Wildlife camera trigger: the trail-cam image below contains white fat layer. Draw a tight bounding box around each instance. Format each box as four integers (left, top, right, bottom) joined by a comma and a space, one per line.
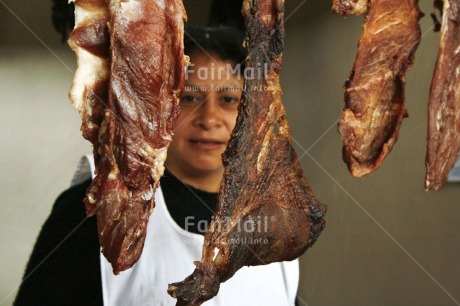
142, 185, 154, 201
440, 0, 451, 42
455, 45, 460, 57
256, 77, 282, 173
150, 146, 169, 183
69, 47, 109, 113
108, 0, 120, 14
120, 1, 142, 21
139, 146, 168, 203
87, 192, 96, 204
212, 247, 220, 261
373, 20, 401, 35
257, 136, 270, 173
156, 0, 165, 10
257, 103, 276, 173
347, 70, 394, 92
108, 171, 117, 180
436, 109, 443, 131
445, 0, 451, 17
356, 0, 368, 14
70, 0, 110, 117
74, 3, 109, 26
109, 0, 148, 26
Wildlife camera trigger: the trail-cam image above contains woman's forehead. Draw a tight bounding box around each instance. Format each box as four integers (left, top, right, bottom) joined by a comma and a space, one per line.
185, 53, 243, 84
188, 51, 238, 67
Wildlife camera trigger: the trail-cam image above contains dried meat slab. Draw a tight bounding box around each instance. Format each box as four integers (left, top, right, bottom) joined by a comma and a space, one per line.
68, 0, 187, 274
425, 0, 460, 190
336, 0, 422, 178
167, 0, 326, 304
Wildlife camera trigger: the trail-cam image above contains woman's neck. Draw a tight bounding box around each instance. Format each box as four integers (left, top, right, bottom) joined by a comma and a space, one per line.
164, 164, 223, 193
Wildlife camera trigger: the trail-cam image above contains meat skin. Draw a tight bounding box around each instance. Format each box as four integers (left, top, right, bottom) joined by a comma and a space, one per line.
425, 0, 460, 190
68, 0, 187, 274
167, 0, 326, 304
336, 0, 422, 178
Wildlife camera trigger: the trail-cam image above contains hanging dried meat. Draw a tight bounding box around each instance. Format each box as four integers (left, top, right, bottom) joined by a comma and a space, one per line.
68, 0, 187, 274
425, 0, 460, 191
335, 0, 422, 177
167, 0, 326, 304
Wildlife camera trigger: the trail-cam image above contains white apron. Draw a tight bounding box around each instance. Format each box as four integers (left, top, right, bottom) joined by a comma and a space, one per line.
72, 155, 299, 306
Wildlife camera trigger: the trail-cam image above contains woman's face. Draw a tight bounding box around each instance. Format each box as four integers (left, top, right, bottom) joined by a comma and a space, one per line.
165, 51, 243, 188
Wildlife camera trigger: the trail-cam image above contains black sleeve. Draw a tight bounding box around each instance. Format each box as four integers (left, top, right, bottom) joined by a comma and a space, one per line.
14, 179, 103, 306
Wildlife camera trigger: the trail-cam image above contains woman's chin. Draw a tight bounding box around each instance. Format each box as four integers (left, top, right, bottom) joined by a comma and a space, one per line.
190, 162, 224, 176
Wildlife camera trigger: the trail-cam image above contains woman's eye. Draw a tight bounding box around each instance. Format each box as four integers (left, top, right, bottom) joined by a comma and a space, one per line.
180, 94, 198, 103
222, 96, 239, 104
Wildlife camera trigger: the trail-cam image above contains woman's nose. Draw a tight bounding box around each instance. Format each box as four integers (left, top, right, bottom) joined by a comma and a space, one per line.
194, 97, 222, 130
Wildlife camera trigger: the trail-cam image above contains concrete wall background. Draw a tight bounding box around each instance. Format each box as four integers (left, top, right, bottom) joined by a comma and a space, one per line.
1, 1, 459, 305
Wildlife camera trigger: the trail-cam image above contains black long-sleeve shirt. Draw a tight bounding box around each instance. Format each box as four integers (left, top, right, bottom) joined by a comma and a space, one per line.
14, 170, 300, 305
14, 170, 217, 305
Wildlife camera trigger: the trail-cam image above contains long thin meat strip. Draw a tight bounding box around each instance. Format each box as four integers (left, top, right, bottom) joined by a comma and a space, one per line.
68, 0, 187, 274
425, 0, 460, 190
336, 0, 422, 178
167, 0, 326, 304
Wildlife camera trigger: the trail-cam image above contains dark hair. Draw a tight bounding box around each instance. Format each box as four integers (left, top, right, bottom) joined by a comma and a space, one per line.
208, 0, 245, 31
184, 26, 246, 71
50, 1, 247, 70
51, 0, 75, 42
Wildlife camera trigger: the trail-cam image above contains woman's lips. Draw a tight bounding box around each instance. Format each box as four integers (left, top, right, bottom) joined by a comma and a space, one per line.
189, 138, 226, 150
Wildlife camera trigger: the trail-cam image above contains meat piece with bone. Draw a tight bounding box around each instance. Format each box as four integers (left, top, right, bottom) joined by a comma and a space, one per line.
68, 0, 187, 274
425, 0, 460, 190
336, 0, 422, 178
167, 0, 326, 304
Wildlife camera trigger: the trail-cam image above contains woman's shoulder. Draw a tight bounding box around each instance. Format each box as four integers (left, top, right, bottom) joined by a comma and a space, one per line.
50, 178, 92, 217
14, 178, 102, 305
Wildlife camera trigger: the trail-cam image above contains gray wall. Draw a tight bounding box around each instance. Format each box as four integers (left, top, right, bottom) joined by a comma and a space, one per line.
1, 1, 459, 305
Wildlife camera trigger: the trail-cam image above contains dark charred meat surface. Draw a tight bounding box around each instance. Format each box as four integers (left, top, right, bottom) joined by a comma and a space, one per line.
332, 0, 369, 16
68, 0, 187, 274
425, 0, 460, 191
336, 0, 422, 178
167, 0, 326, 304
